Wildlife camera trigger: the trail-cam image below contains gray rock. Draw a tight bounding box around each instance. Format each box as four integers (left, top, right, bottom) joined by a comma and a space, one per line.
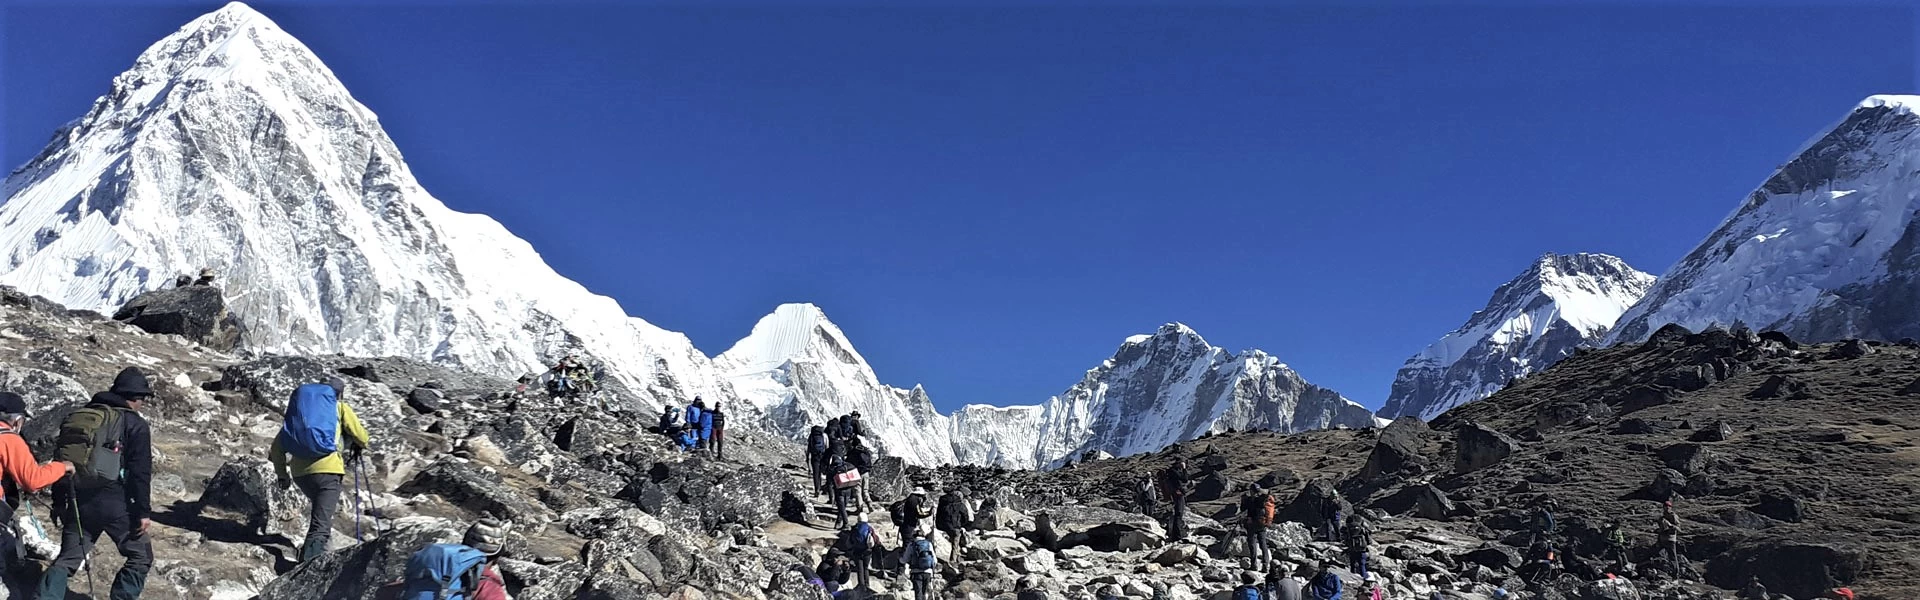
257, 517, 464, 600
196, 456, 311, 542
112, 285, 243, 352
1033, 506, 1165, 552
405, 387, 443, 414
1453, 422, 1517, 474
1360, 417, 1428, 481
395, 458, 553, 531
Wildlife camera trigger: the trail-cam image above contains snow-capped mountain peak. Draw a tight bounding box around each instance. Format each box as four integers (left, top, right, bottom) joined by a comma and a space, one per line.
1609, 96, 1920, 345
1378, 252, 1653, 421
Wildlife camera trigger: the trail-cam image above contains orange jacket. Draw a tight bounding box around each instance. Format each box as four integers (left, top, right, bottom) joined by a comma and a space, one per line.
0, 426, 66, 501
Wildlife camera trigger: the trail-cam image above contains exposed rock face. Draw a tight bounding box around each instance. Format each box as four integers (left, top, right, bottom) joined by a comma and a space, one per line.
1454, 422, 1518, 474
112, 285, 244, 352
1380, 253, 1654, 421
1359, 417, 1429, 481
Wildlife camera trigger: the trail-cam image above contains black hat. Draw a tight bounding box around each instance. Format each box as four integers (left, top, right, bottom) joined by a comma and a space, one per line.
0, 392, 28, 417
110, 367, 152, 398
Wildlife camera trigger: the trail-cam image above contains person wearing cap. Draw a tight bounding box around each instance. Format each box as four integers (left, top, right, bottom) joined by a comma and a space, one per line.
1266, 565, 1305, 600
192, 267, 216, 286
1656, 500, 1682, 575
1363, 573, 1382, 600
0, 392, 72, 597
39, 367, 156, 600
459, 519, 509, 600
1240, 483, 1276, 572
1231, 571, 1263, 600
269, 377, 371, 562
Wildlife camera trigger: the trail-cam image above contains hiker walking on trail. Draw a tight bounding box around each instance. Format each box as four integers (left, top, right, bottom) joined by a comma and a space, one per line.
0, 392, 73, 598
829, 455, 862, 529
1158, 459, 1192, 541
380, 519, 509, 600
891, 488, 933, 559
1240, 484, 1277, 572
270, 377, 372, 563
708, 402, 727, 459
1530, 498, 1557, 547
1319, 494, 1343, 543
839, 515, 881, 591
1136, 475, 1160, 517
904, 531, 938, 600
847, 436, 876, 511
40, 367, 156, 600
807, 425, 830, 495
1345, 514, 1374, 578
934, 488, 973, 564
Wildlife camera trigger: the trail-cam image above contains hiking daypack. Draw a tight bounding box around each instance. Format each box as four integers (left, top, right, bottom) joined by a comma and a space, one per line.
808, 431, 828, 456
55, 405, 126, 491
1234, 585, 1262, 600
280, 383, 342, 460
907, 537, 936, 571
686, 405, 704, 428
400, 543, 489, 600
889, 500, 910, 527
1257, 495, 1277, 527
850, 522, 875, 554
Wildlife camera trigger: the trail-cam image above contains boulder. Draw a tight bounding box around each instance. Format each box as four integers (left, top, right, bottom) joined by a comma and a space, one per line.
1612, 419, 1679, 435
1453, 422, 1517, 474
111, 285, 243, 352
1459, 546, 1521, 570
1705, 541, 1866, 600
1616, 386, 1676, 415
1254, 469, 1299, 490
1657, 444, 1712, 476
1689, 421, 1734, 442
619, 457, 794, 531
1372, 484, 1453, 521
1899, 376, 1920, 396
864, 456, 911, 502
779, 490, 812, 524
1359, 417, 1428, 481
1575, 578, 1641, 600
257, 517, 465, 600
1278, 478, 1345, 531
1639, 469, 1688, 501
396, 458, 553, 531
197, 456, 311, 542
1033, 506, 1165, 552
1003, 549, 1058, 575
1152, 544, 1201, 566
1748, 375, 1811, 400
497, 557, 590, 600
1190, 471, 1232, 502
1749, 491, 1806, 523
405, 387, 443, 414
1828, 339, 1874, 359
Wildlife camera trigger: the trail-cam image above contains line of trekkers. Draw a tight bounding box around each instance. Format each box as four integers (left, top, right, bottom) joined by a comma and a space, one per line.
0, 369, 513, 600
657, 397, 727, 458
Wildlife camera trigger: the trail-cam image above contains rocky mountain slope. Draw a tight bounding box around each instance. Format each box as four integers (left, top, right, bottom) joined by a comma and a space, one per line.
0, 2, 1376, 468
1379, 253, 1653, 420
1610, 95, 1920, 345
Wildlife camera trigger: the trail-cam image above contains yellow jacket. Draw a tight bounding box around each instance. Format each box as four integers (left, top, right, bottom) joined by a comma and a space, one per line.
269, 402, 371, 478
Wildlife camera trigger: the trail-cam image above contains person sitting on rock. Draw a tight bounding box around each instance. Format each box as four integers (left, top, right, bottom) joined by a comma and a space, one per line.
1266, 565, 1304, 600
192, 267, 216, 286
1308, 560, 1343, 600
658, 406, 682, 438
1737, 576, 1769, 600
1231, 571, 1263, 600
1602, 519, 1629, 565
270, 376, 371, 563
0, 392, 73, 598
815, 549, 854, 594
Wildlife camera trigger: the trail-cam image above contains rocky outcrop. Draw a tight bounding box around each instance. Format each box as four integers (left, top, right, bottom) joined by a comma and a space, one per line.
112, 285, 244, 352
1033, 506, 1165, 552
1454, 422, 1518, 474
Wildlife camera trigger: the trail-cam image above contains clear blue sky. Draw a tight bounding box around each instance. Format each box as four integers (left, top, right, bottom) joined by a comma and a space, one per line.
3, 2, 1913, 411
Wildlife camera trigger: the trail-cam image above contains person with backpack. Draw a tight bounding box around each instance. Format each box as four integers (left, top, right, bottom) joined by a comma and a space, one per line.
269, 377, 372, 563
685, 398, 707, 449
1530, 498, 1557, 547
658, 406, 682, 438
1159, 459, 1192, 541
1266, 565, 1304, 600
904, 531, 937, 600
1136, 475, 1160, 517
893, 488, 932, 550
708, 402, 727, 459
847, 436, 876, 512
830, 456, 862, 529
807, 425, 830, 495
1308, 560, 1343, 600
815, 549, 854, 593
839, 515, 881, 592
1232, 571, 1264, 600
380, 518, 508, 600
1362, 574, 1382, 600
934, 488, 972, 564
1345, 515, 1374, 578
846, 411, 866, 440
39, 367, 156, 600
1319, 495, 1344, 543
1240, 484, 1277, 572
0, 393, 73, 598
697, 402, 716, 454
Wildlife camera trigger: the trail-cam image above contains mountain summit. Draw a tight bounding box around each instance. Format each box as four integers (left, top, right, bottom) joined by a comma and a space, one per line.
1379, 252, 1653, 421
1610, 96, 1920, 344
0, 2, 733, 407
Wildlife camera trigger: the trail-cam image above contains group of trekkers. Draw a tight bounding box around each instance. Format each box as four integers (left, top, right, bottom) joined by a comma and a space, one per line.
657, 397, 727, 458
0, 369, 515, 600
806, 412, 877, 528
804, 486, 975, 600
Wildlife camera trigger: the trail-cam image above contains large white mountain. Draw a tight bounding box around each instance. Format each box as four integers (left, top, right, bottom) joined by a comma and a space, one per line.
953, 324, 1382, 470
0, 2, 734, 409
0, 3, 1376, 468
1377, 253, 1653, 421
1610, 96, 1920, 345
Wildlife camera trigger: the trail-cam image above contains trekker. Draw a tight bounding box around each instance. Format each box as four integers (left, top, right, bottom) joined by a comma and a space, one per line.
698, 402, 716, 454
193, 267, 216, 286
380, 518, 509, 600
709, 402, 727, 459
830, 456, 862, 529
1240, 484, 1276, 572
934, 488, 973, 563
1159, 459, 1192, 541
846, 411, 866, 440
685, 398, 707, 449
1345, 515, 1374, 578
1232, 571, 1263, 600
1363, 574, 1382, 600
891, 488, 932, 552
1530, 498, 1557, 546
1737, 576, 1768, 600
659, 407, 682, 438
1320, 495, 1344, 543
1308, 561, 1343, 600
1656, 501, 1682, 575
40, 367, 156, 600
1602, 520, 1628, 565
1136, 475, 1160, 517
1014, 577, 1048, 600
1266, 565, 1304, 600
904, 531, 937, 600
816, 549, 854, 593
270, 377, 372, 562
807, 425, 830, 494
0, 393, 73, 598
839, 515, 881, 591
847, 436, 876, 512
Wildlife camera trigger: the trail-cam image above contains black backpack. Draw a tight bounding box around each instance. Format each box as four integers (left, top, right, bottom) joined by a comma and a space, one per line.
808, 430, 828, 456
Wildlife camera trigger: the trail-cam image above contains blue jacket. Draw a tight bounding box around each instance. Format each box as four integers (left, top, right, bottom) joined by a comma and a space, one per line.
699, 411, 715, 437
686, 405, 704, 428
1310, 572, 1342, 600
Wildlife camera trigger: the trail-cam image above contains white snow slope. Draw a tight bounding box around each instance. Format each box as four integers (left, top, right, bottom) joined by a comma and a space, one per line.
0, 3, 734, 410
1377, 253, 1654, 421
1610, 96, 1920, 344
1, 3, 1378, 468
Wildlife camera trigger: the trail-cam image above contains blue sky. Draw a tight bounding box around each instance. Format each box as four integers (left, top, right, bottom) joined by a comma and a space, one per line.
3, 2, 1913, 411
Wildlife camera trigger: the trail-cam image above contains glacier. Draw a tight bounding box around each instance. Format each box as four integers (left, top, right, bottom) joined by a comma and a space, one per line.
1609, 95, 1920, 345
1377, 253, 1653, 421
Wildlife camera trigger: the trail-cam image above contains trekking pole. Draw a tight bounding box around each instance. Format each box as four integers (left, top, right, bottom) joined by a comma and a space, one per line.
65, 482, 96, 599
352, 455, 366, 542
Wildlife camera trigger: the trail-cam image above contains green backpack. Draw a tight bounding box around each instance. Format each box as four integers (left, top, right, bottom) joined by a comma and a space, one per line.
55, 406, 126, 490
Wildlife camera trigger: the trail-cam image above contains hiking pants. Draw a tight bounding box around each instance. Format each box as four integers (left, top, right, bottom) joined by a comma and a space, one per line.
295, 473, 344, 562
833, 488, 852, 529
940, 526, 967, 563
38, 494, 152, 600
853, 553, 872, 590
1169, 497, 1189, 541
910, 570, 933, 600
1139, 496, 1158, 518
1246, 525, 1271, 571
713, 427, 725, 459
1349, 548, 1369, 577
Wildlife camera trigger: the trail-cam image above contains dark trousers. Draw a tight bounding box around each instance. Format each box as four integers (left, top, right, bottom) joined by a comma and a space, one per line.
294, 473, 344, 562
38, 494, 152, 600
852, 553, 872, 590
0, 503, 28, 600
910, 571, 932, 600
808, 456, 826, 495
1246, 525, 1272, 570
1169, 497, 1189, 540
833, 488, 853, 529
713, 428, 725, 459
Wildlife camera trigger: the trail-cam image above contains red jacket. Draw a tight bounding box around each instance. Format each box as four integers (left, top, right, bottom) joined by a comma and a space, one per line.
0, 426, 66, 502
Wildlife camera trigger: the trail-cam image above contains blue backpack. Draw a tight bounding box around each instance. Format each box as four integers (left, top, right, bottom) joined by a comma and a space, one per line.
401, 543, 490, 600
279, 383, 340, 460
850, 522, 875, 554
1234, 585, 1263, 600
907, 537, 936, 570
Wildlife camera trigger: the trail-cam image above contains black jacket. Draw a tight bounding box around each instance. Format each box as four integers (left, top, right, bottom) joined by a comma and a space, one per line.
56, 392, 153, 521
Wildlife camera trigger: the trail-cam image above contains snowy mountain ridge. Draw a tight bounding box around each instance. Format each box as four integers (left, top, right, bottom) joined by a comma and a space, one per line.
0, 3, 1378, 468
1378, 253, 1654, 421
1609, 95, 1920, 344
